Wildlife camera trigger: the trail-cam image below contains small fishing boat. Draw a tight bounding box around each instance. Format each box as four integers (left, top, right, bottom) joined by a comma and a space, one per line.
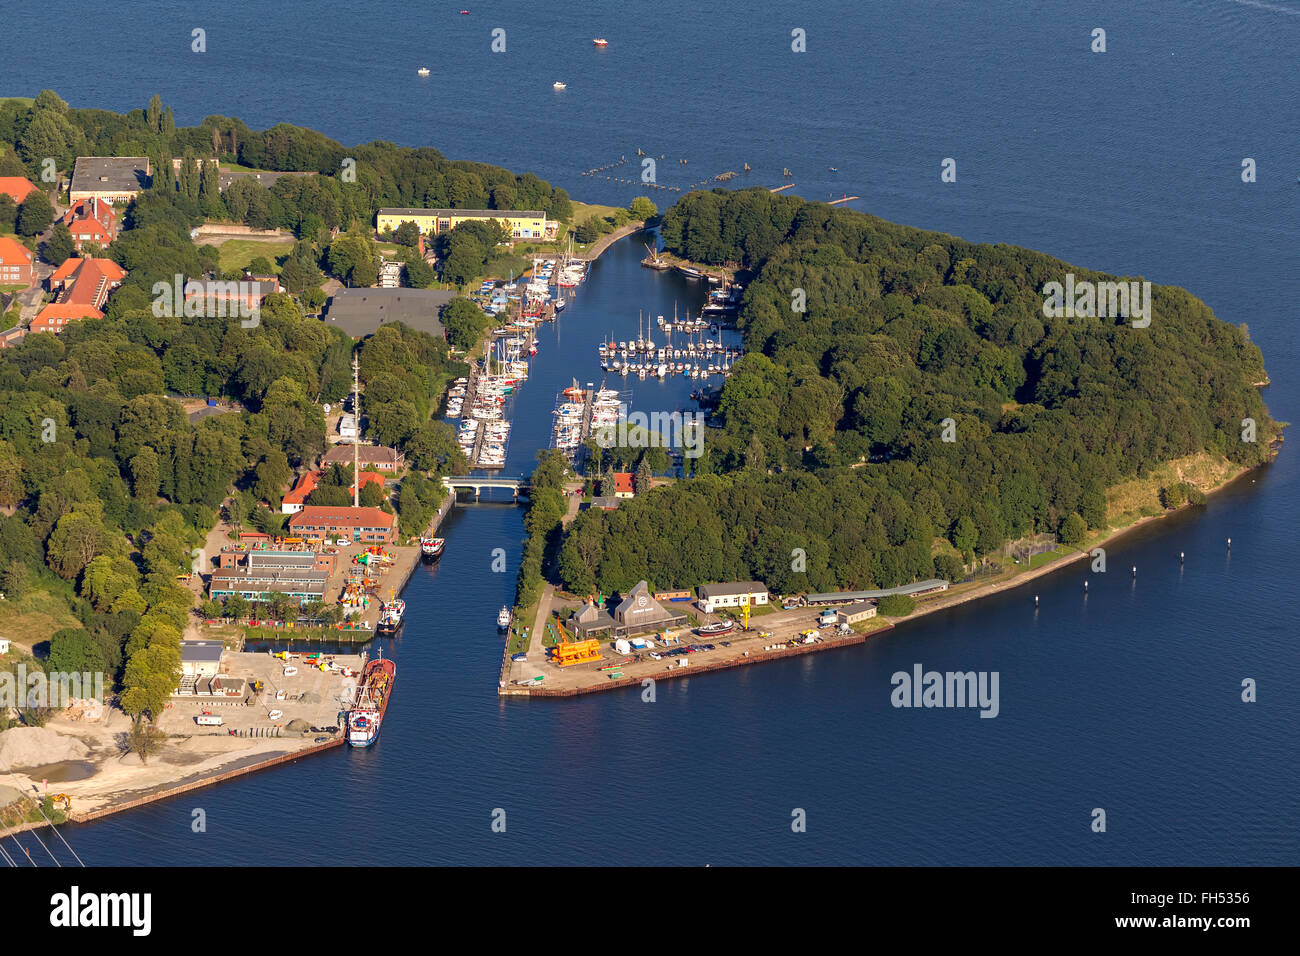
417, 67, 430, 76
553, 81, 567, 90
497, 606, 512, 630
593, 38, 608, 47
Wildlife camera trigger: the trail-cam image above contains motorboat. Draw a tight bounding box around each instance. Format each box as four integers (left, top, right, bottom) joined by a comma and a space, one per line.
498, 606, 512, 630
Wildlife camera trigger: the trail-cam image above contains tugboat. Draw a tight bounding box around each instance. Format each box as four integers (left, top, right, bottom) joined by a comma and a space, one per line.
420, 535, 445, 562
347, 653, 396, 748
377, 598, 405, 635
497, 606, 512, 631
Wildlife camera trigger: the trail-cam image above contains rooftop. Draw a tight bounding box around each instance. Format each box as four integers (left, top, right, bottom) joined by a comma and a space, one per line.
698, 581, 769, 598
70, 157, 150, 195
323, 287, 450, 340
378, 207, 545, 219
180, 640, 225, 663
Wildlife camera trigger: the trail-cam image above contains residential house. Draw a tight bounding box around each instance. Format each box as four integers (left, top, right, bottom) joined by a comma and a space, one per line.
321, 445, 405, 473
610, 472, 636, 498
697, 582, 770, 614
0, 237, 34, 288
60, 197, 119, 250
0, 177, 38, 204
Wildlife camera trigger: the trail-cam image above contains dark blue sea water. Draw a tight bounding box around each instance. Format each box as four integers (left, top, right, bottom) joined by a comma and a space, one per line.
4, 0, 1298, 865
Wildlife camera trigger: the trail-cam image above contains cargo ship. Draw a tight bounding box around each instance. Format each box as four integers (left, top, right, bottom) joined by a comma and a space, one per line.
420, 535, 445, 562
347, 653, 396, 748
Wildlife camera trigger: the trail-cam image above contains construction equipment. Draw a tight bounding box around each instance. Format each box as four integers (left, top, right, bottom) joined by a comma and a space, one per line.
51, 794, 71, 811
549, 620, 603, 667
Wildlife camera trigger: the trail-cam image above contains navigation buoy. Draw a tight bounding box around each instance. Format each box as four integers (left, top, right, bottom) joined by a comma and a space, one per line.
1227, 537, 1232, 550
1132, 566, 1137, 578
1180, 551, 1185, 564
1084, 580, 1089, 592
1034, 595, 1039, 606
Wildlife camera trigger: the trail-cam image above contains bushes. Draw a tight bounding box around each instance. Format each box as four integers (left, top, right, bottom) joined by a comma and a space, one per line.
877, 594, 915, 617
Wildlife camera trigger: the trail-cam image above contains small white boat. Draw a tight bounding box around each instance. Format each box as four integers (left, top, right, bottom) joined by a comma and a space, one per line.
282, 666, 298, 677
498, 606, 512, 630
417, 67, 430, 76
553, 81, 567, 90
268, 709, 283, 721
593, 38, 608, 47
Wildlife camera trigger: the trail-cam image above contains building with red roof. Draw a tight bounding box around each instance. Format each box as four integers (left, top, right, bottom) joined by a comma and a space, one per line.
286, 505, 395, 543
60, 197, 118, 250
611, 471, 636, 498
0, 237, 34, 288
33, 257, 127, 334
0, 177, 38, 204
281, 469, 388, 515
30, 304, 105, 334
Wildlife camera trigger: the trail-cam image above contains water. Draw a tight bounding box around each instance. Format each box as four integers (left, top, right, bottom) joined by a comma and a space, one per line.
7, 0, 1298, 865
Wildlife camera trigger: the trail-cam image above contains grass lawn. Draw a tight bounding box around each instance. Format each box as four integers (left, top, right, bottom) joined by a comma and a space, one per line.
0, 588, 83, 650
570, 200, 623, 224
218, 238, 296, 273
0, 97, 34, 107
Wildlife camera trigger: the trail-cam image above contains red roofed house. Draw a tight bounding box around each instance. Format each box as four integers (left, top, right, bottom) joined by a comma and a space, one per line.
60, 197, 119, 250
34, 257, 127, 333
280, 470, 322, 515
286, 505, 395, 543
0, 177, 38, 204
282, 470, 388, 515
611, 472, 636, 499
0, 237, 34, 288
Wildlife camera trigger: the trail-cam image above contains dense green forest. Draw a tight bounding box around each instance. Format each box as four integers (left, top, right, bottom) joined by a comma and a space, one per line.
557, 188, 1278, 597
0, 92, 565, 724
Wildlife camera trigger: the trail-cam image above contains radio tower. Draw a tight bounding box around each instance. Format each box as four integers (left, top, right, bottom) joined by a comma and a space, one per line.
352, 353, 360, 508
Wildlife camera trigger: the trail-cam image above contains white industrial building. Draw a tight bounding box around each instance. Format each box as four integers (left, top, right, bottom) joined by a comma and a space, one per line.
697, 582, 769, 614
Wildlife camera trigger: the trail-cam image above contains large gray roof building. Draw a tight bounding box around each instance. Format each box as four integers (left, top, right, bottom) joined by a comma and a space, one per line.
323, 287, 451, 339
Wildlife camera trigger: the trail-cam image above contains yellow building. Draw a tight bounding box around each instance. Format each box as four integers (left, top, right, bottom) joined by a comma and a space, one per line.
376, 207, 556, 240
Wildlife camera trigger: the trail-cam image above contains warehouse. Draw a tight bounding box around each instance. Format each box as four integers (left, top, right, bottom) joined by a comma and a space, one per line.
837, 602, 878, 625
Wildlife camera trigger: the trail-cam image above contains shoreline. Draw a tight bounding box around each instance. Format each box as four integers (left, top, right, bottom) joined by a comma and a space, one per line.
500, 458, 1270, 698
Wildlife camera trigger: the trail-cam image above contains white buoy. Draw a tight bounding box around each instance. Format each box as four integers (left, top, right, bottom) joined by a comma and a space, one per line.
1227, 537, 1232, 549
1034, 595, 1039, 606
1180, 551, 1185, 563
1084, 580, 1089, 592
1132, 566, 1137, 578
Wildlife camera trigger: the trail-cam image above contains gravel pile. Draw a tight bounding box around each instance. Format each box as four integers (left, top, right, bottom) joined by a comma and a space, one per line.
0, 727, 89, 768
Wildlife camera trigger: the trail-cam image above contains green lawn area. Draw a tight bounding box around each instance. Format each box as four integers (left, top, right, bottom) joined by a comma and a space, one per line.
218, 239, 296, 273
0, 587, 83, 650
0, 97, 34, 107
570, 200, 622, 224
